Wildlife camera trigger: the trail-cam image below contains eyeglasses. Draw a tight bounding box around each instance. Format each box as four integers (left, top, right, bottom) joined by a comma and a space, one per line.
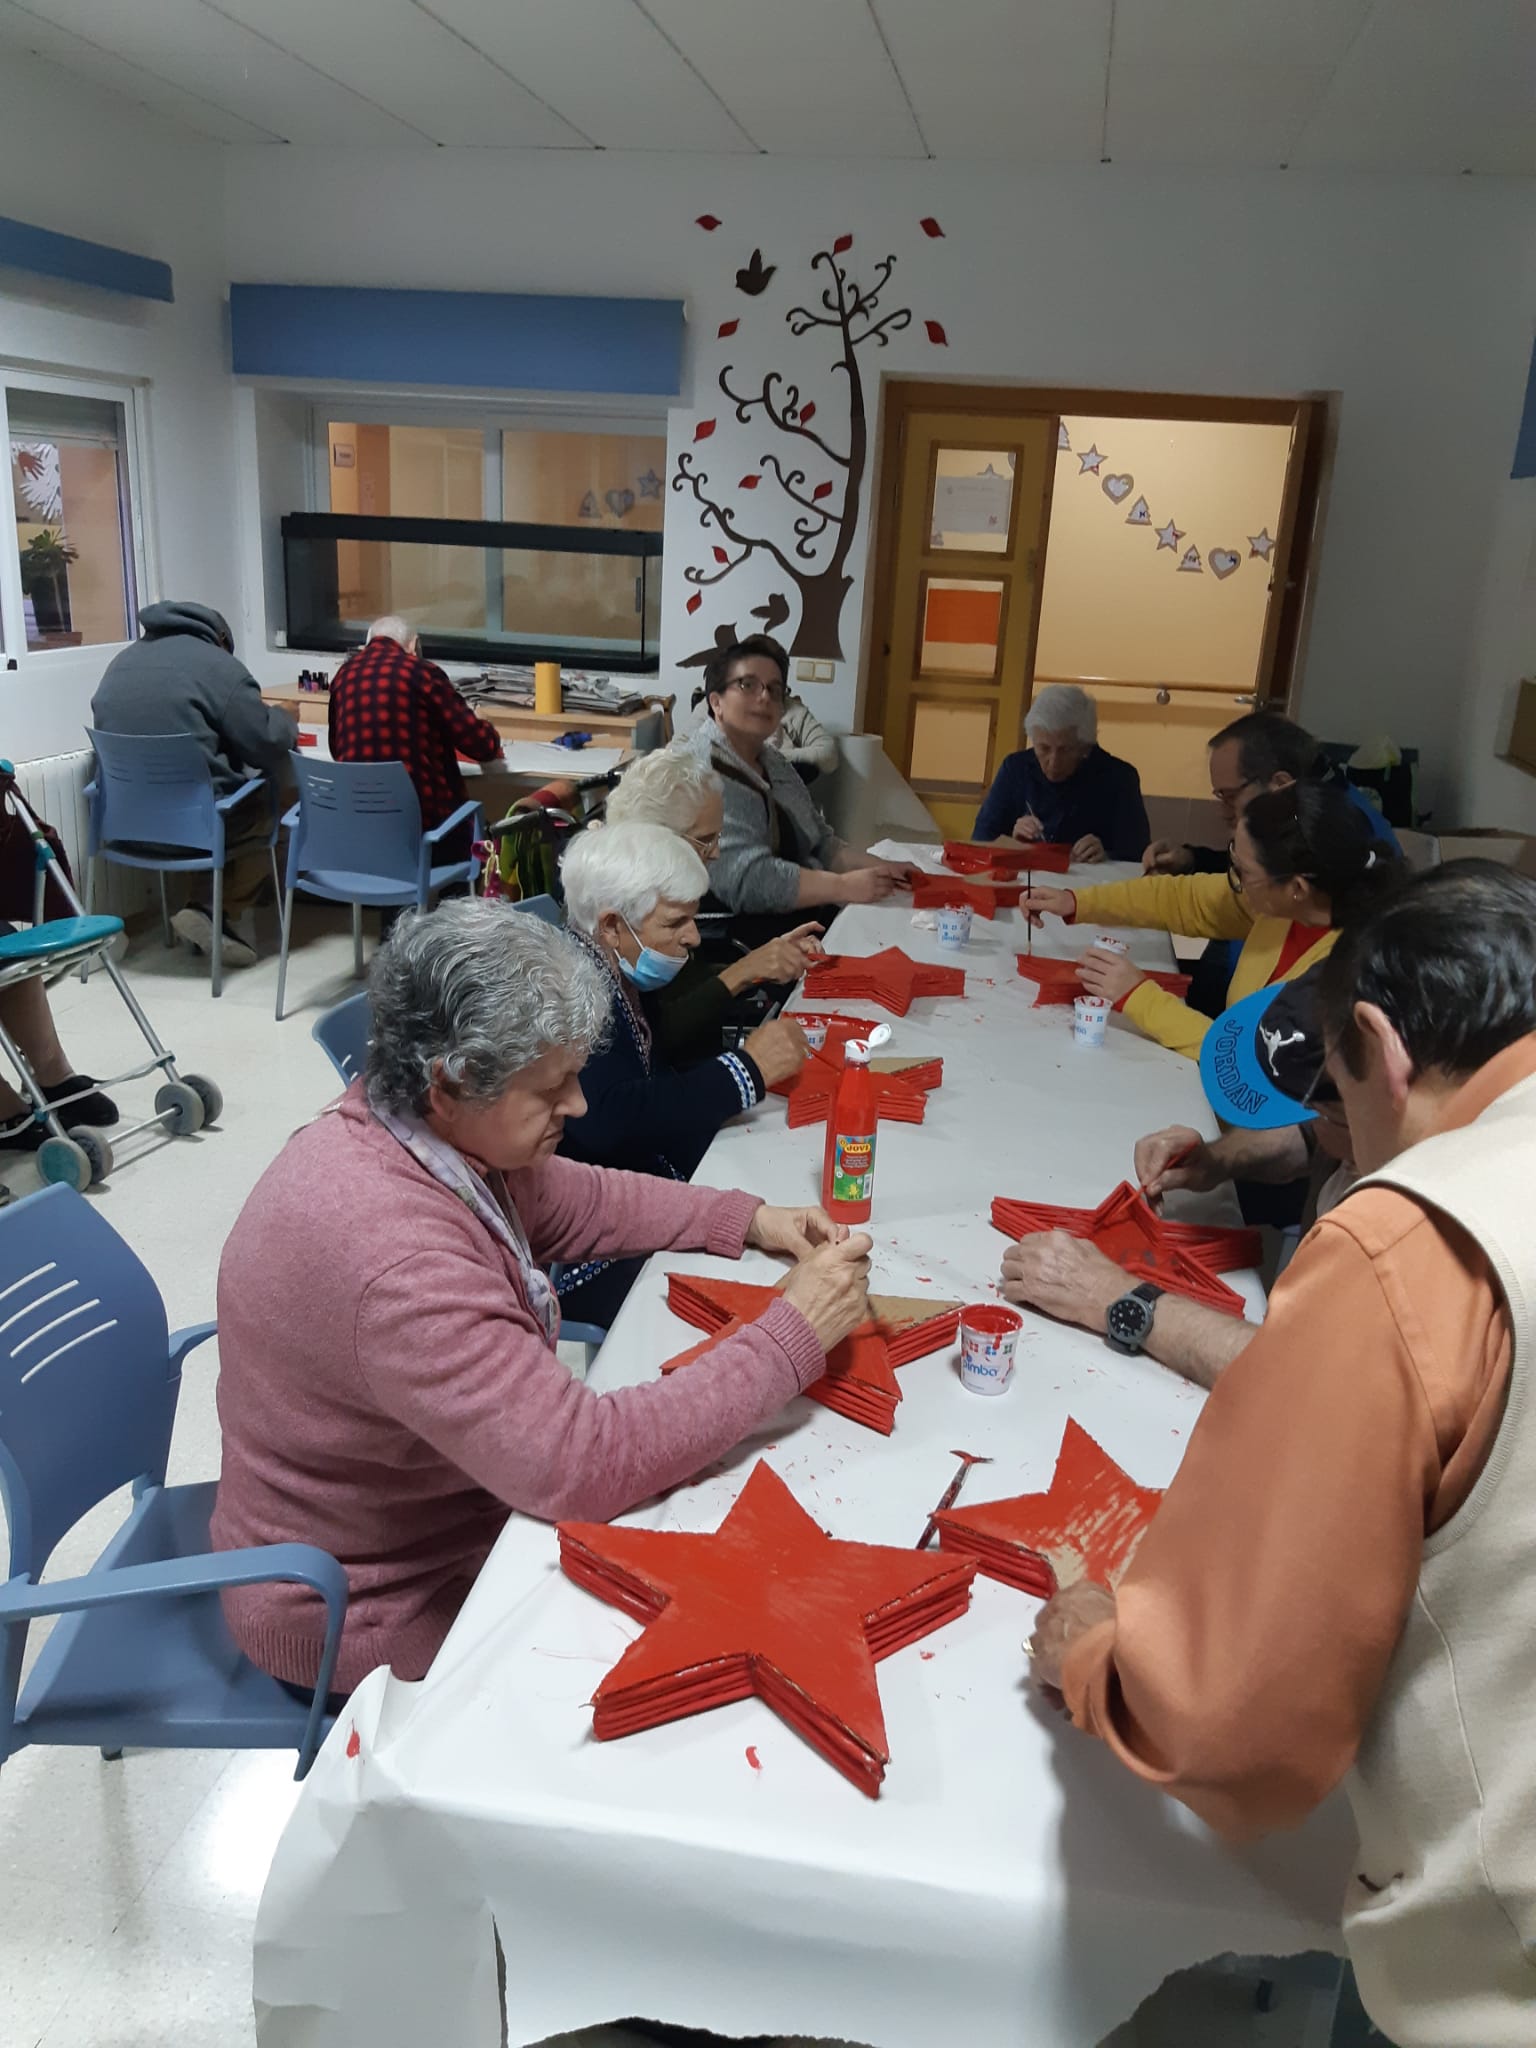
727, 676, 787, 705
686, 830, 721, 858
1212, 776, 1258, 809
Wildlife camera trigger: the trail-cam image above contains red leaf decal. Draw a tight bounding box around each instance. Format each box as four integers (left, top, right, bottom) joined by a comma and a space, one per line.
738, 474, 760, 490
832, 233, 853, 255
813, 480, 834, 500
686, 591, 703, 614
799, 402, 816, 424
924, 319, 949, 346
695, 214, 721, 231
345, 1726, 360, 1759
717, 319, 739, 339
712, 545, 728, 563
694, 418, 715, 442
919, 216, 945, 238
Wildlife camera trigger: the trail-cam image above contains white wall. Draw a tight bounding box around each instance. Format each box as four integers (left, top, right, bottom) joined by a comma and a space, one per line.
0, 50, 237, 762
1455, 478, 1536, 830
223, 149, 1536, 822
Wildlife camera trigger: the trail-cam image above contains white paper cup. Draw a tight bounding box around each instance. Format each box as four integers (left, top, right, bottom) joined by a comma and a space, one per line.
1090, 934, 1128, 957
1073, 994, 1109, 1047
959, 1304, 1022, 1395
935, 904, 973, 949
800, 1019, 829, 1052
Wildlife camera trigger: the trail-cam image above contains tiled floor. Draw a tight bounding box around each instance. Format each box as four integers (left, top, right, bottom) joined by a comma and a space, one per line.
0, 909, 1371, 2048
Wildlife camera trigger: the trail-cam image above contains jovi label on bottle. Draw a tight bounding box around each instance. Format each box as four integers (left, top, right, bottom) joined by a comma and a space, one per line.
832, 1131, 876, 1205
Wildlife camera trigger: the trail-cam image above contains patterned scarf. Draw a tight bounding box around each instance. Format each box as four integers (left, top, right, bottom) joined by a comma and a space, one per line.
368, 1093, 560, 1346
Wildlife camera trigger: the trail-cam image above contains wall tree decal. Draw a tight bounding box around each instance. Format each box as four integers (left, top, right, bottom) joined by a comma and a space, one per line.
672, 238, 915, 661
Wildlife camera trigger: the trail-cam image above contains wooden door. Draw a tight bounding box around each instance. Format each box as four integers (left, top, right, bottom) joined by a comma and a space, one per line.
879, 412, 1055, 838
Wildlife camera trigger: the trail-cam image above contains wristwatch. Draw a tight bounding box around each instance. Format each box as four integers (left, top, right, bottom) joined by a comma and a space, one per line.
1105, 1281, 1164, 1355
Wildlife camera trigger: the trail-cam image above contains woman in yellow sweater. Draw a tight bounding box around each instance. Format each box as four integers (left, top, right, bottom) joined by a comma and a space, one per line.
1022, 783, 1400, 1060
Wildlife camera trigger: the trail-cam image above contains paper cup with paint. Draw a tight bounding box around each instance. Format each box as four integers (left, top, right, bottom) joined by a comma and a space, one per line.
959, 1303, 1022, 1395
1089, 934, 1128, 959
935, 904, 973, 949
797, 1014, 831, 1052
1073, 994, 1110, 1047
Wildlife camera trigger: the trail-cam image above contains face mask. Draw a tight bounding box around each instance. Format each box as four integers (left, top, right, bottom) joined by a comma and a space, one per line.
616, 918, 686, 992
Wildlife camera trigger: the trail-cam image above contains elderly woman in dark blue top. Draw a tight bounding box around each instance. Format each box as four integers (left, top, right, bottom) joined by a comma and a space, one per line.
973, 683, 1149, 864
556, 821, 809, 1327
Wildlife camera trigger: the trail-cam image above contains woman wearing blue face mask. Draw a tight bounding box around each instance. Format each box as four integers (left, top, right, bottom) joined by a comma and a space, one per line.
556, 822, 810, 1329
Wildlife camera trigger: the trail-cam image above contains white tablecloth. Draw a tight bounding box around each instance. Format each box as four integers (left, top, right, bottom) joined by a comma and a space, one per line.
253, 884, 1352, 2048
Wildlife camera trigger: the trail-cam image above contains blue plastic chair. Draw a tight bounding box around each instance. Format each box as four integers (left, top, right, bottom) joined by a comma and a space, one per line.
510, 893, 563, 926
311, 990, 372, 1088
0, 1186, 347, 1779
84, 729, 280, 999
275, 756, 481, 1022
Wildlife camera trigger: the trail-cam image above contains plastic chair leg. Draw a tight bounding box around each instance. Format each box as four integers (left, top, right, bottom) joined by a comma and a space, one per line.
351, 902, 364, 981
275, 888, 295, 1022
211, 862, 225, 999
81, 858, 101, 983
158, 872, 172, 949
100, 1747, 123, 1763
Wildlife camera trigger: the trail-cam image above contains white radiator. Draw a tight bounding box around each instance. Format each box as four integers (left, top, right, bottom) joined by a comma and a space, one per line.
9, 749, 152, 918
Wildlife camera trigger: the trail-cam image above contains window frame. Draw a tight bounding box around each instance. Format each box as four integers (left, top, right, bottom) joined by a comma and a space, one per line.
1, 365, 153, 667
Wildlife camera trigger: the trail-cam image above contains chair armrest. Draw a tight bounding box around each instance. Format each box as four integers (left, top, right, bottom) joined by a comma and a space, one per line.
280, 801, 300, 830
0, 1541, 348, 1625
168, 1321, 217, 1372
214, 777, 266, 816
423, 799, 482, 846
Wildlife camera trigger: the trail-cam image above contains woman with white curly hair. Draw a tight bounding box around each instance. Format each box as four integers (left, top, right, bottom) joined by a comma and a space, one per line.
211, 899, 868, 1699
973, 682, 1149, 864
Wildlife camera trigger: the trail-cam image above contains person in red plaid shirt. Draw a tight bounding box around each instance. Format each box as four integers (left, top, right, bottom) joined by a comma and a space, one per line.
328, 617, 503, 857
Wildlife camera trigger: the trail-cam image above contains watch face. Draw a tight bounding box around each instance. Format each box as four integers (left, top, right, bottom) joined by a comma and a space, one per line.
1108, 1295, 1151, 1345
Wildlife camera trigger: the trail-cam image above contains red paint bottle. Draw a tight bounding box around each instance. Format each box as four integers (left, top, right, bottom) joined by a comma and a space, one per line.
821, 1035, 881, 1223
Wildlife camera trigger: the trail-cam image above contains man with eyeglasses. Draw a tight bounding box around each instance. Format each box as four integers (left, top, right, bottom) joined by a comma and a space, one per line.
1022, 860, 1536, 2048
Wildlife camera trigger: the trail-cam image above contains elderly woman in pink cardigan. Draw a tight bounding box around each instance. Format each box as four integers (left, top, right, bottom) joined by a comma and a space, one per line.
211, 900, 871, 1698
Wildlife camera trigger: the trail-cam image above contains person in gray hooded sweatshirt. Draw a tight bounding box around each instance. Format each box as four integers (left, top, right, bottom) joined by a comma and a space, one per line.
92, 602, 298, 966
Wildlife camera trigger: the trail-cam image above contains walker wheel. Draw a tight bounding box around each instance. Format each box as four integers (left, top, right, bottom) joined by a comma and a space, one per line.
155, 1079, 206, 1136
67, 1128, 114, 1184
182, 1073, 223, 1126
38, 1135, 93, 1192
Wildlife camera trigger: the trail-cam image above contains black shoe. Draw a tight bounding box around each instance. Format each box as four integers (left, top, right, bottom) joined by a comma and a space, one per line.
0, 1115, 46, 1153
42, 1075, 119, 1127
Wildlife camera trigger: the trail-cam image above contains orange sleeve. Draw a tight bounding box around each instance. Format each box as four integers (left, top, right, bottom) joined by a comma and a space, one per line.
1060, 1215, 1450, 1840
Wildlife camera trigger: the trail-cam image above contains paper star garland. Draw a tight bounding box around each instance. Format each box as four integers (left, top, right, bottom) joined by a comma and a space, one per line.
1248, 527, 1275, 560
1057, 421, 1072, 452
1178, 545, 1203, 574
934, 1419, 1163, 1597
1077, 444, 1106, 475
991, 1181, 1261, 1317
1155, 519, 1184, 552
662, 1273, 962, 1434
942, 840, 1071, 876
801, 947, 965, 1018
1014, 954, 1191, 1008
1125, 494, 1152, 526
637, 468, 663, 499
560, 1462, 977, 1796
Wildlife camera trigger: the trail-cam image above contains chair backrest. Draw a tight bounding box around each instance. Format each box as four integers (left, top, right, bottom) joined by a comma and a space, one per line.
0, 1186, 179, 1585
312, 991, 372, 1086
511, 894, 563, 927
288, 755, 423, 887
87, 730, 220, 852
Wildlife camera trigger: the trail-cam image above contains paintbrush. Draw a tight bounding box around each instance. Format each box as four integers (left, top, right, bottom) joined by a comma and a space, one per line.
1137, 1140, 1199, 1199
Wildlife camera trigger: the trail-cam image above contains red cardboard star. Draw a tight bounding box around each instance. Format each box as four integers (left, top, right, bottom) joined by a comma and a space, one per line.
943, 840, 1071, 877
991, 1181, 1260, 1317
1014, 955, 1192, 1007
910, 875, 1023, 915
934, 1418, 1162, 1597
663, 1274, 960, 1434
773, 1047, 944, 1128
801, 947, 966, 1018
559, 1461, 977, 1795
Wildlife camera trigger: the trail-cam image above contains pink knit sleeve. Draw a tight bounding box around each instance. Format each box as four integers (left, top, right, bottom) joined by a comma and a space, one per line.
510, 1155, 761, 1266
351, 1252, 823, 1525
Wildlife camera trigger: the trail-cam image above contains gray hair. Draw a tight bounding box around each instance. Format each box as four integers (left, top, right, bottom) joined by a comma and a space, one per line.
561, 821, 707, 935
366, 898, 610, 1116
1025, 682, 1098, 744
604, 745, 721, 836
367, 614, 413, 646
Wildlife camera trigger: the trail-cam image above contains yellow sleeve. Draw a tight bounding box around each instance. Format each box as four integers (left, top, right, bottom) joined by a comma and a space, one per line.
1074, 871, 1251, 942
1120, 979, 1211, 1061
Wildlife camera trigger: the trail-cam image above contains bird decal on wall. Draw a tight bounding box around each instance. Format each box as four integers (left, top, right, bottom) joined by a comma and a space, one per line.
735, 248, 777, 297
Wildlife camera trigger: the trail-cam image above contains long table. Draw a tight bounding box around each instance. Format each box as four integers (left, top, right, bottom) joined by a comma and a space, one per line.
253, 882, 1352, 2048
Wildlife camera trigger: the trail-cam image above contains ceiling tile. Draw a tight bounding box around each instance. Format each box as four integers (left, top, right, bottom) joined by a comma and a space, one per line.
642, 0, 926, 156
420, 0, 753, 151
7, 0, 424, 144
1113, 0, 1374, 68
211, 0, 589, 147
1106, 60, 1336, 166
872, 0, 1109, 161
0, 0, 281, 139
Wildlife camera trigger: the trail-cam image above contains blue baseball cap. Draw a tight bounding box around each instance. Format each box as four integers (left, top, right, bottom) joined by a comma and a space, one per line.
1200, 971, 1332, 1129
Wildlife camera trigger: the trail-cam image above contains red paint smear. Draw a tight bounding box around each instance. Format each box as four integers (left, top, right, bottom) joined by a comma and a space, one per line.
345, 1726, 360, 1759
833, 233, 853, 254
919, 217, 945, 239
696, 214, 721, 231
686, 592, 702, 615
694, 418, 716, 442
738, 474, 760, 489
919, 1651, 935, 1661
925, 318, 949, 346
813, 479, 834, 500
717, 318, 739, 337
746, 1744, 762, 1772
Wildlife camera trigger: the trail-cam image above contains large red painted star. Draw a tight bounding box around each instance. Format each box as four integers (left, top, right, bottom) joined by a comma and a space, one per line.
773, 1047, 943, 1128
801, 947, 965, 1017
662, 1274, 959, 1434
991, 1181, 1261, 1316
934, 1418, 1163, 1596
559, 1462, 977, 1795
943, 840, 1070, 876
910, 875, 1022, 914
1014, 954, 1192, 1007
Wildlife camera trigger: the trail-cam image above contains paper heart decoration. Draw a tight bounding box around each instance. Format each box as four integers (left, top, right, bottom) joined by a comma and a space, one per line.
1177, 546, 1203, 574
1125, 495, 1151, 526
1210, 548, 1240, 579
605, 488, 635, 518
1101, 472, 1134, 505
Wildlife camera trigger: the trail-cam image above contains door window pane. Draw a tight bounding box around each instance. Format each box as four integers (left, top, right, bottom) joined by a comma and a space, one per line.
9, 391, 135, 651
919, 576, 1005, 679
929, 448, 1015, 553
502, 430, 666, 532
910, 699, 995, 789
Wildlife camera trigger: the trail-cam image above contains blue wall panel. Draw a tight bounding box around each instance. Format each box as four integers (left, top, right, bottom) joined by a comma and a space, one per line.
229, 283, 684, 396
0, 214, 174, 302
